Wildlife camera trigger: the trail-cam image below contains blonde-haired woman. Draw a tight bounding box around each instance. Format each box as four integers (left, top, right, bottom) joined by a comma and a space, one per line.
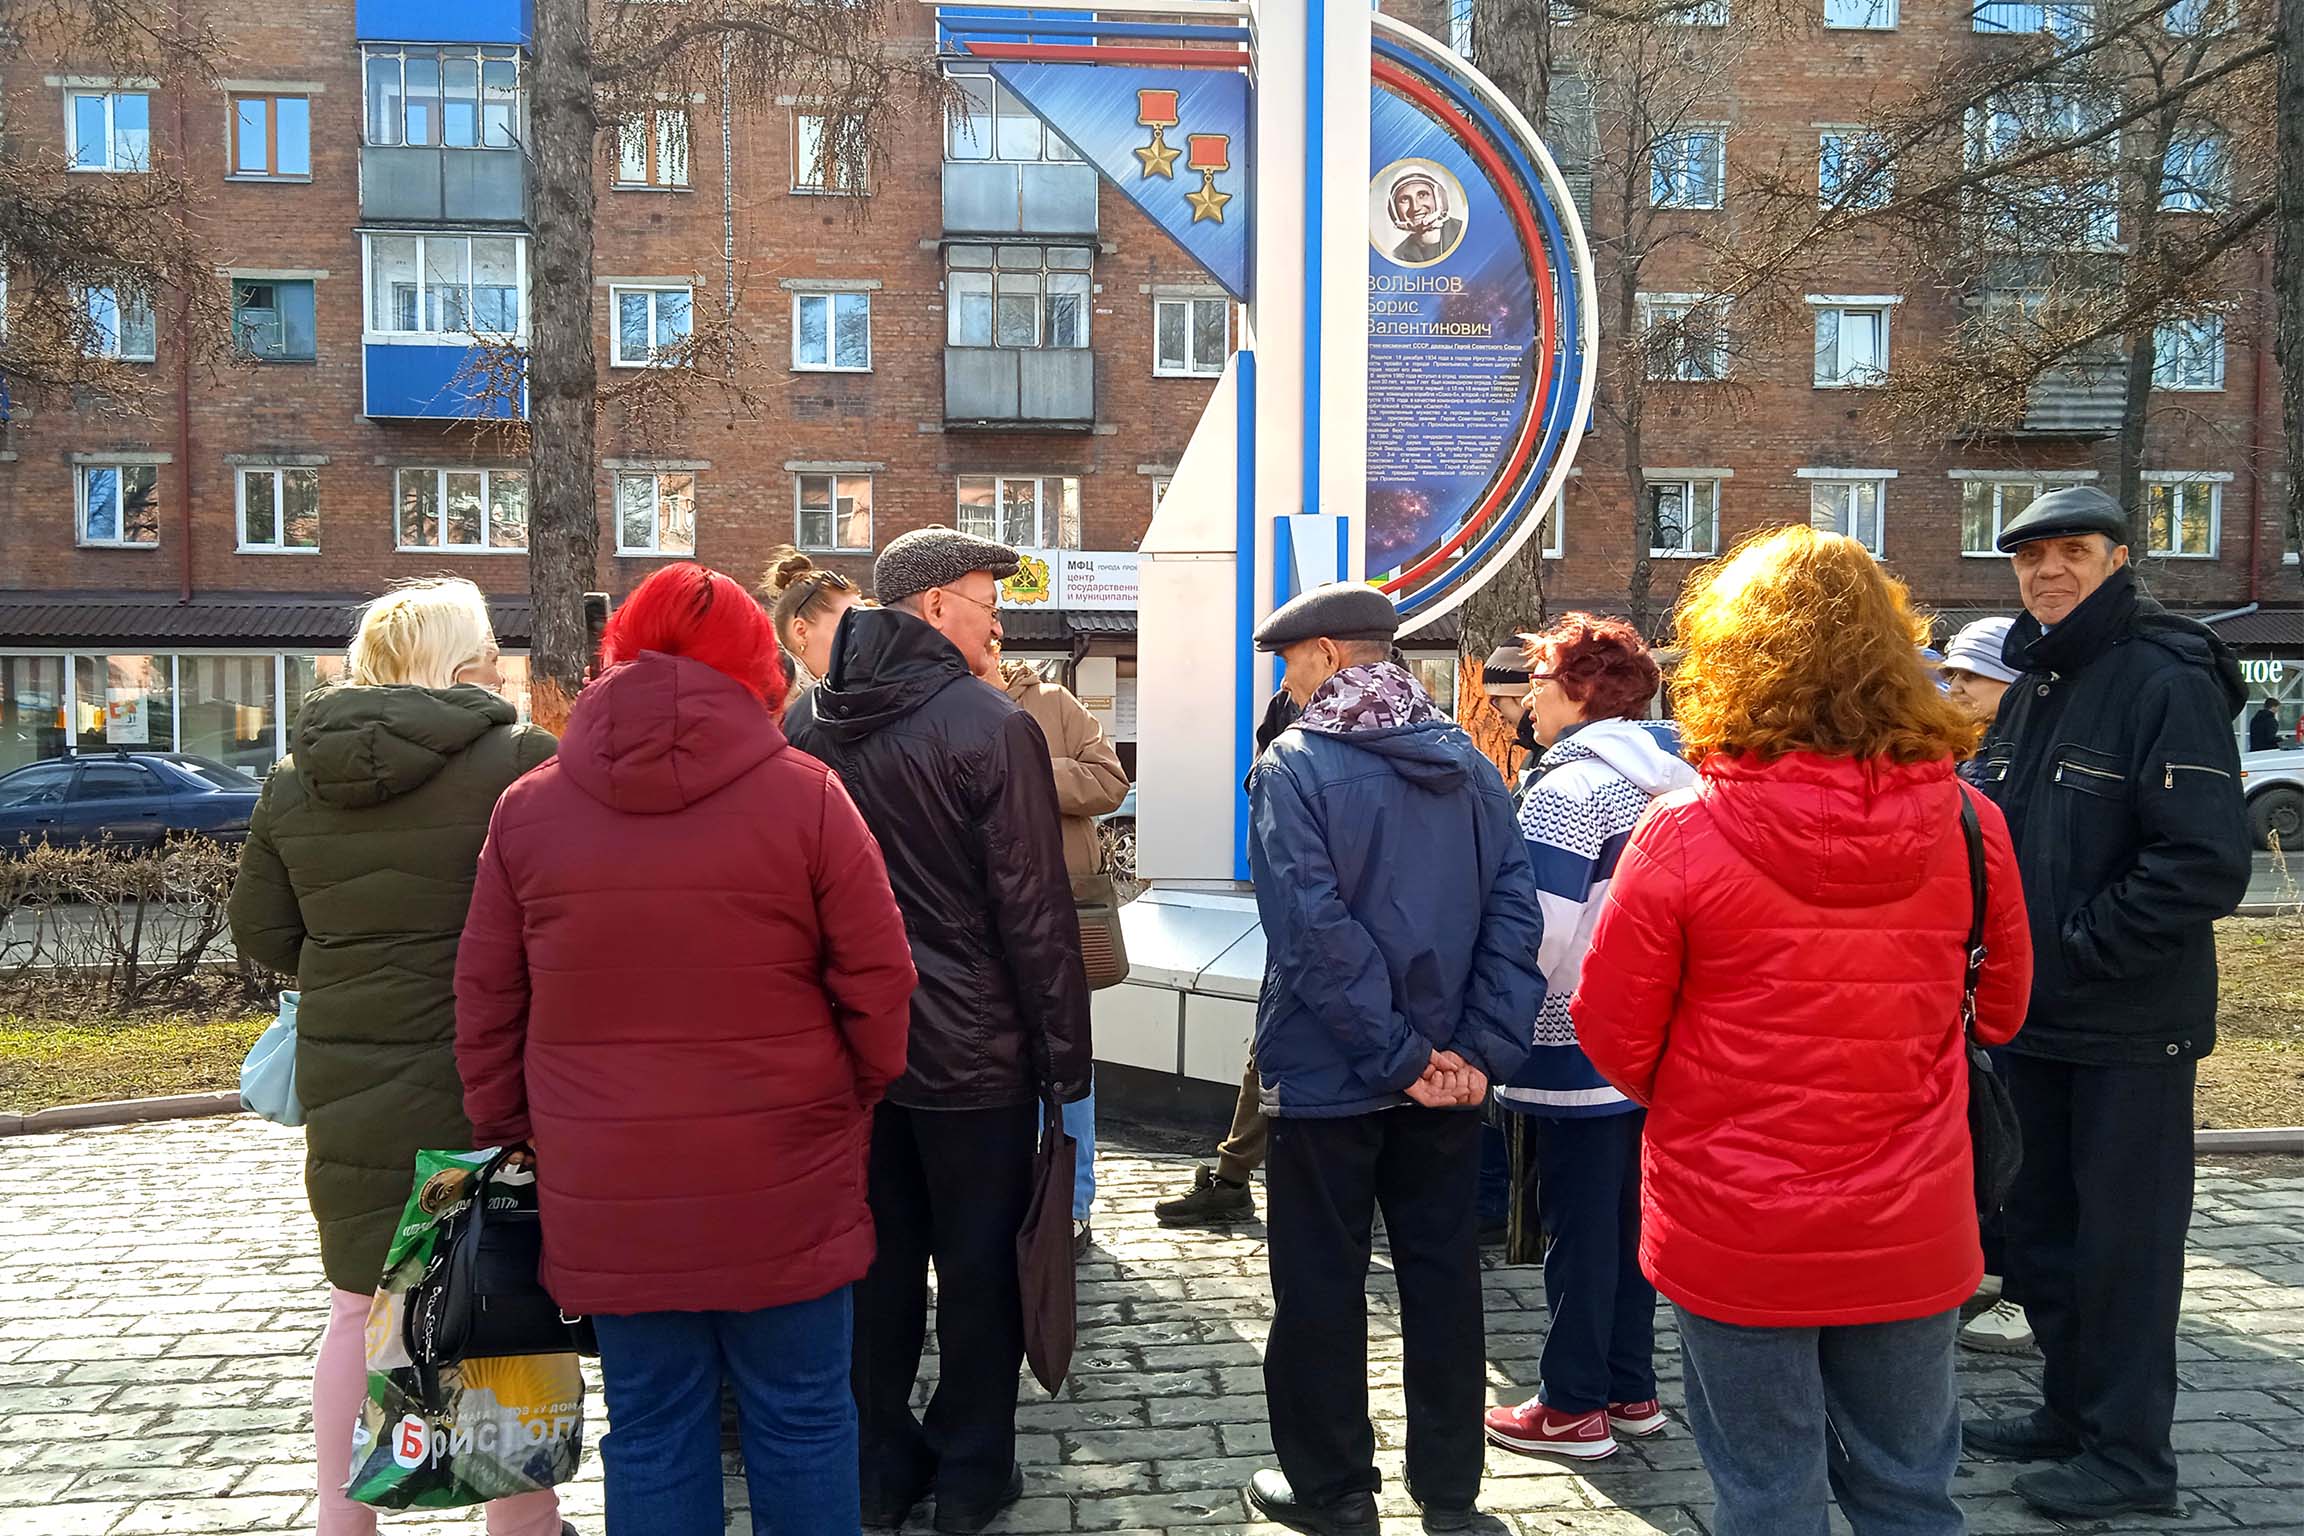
230, 578, 564, 1536
760, 546, 863, 686
1571, 527, 2034, 1536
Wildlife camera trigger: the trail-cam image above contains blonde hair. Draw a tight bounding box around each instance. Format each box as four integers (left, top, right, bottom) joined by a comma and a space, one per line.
758, 544, 861, 657
347, 578, 498, 688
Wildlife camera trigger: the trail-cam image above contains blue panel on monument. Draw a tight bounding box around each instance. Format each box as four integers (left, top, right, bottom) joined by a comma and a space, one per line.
355, 0, 531, 46
363, 343, 525, 421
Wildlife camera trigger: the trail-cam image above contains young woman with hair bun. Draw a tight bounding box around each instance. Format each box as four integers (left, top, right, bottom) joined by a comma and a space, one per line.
760, 545, 864, 687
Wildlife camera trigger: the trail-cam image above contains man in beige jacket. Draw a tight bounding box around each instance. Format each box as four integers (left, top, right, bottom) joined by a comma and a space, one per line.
979, 648, 1128, 1249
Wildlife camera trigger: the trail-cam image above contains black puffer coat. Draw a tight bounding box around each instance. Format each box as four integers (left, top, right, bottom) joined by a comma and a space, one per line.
784, 607, 1091, 1109
1974, 567, 2250, 1064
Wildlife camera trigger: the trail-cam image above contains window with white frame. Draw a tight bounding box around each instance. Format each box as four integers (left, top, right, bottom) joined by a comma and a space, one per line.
944, 68, 1084, 163
1806, 477, 1886, 553
394, 467, 529, 551
81, 286, 156, 361
947, 245, 1092, 349
615, 471, 696, 557
2153, 316, 2224, 390
1973, 0, 2094, 36
1155, 295, 1229, 377
1819, 130, 1893, 209
1813, 302, 1892, 386
958, 474, 1082, 549
616, 108, 690, 188
236, 467, 318, 552
1650, 128, 1726, 209
794, 112, 868, 192
1958, 477, 2064, 553
77, 463, 160, 547
793, 290, 871, 371
1824, 0, 1897, 26
796, 473, 873, 552
1640, 296, 1728, 381
67, 90, 150, 172
1646, 478, 1720, 557
365, 233, 526, 338
363, 45, 521, 148
610, 285, 692, 367
2160, 135, 2227, 213
2144, 476, 2219, 558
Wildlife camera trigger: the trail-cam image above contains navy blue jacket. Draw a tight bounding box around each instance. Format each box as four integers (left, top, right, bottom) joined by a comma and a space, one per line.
1247, 719, 1546, 1117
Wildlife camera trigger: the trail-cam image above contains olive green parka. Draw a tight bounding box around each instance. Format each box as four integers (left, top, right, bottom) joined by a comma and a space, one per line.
228, 684, 554, 1292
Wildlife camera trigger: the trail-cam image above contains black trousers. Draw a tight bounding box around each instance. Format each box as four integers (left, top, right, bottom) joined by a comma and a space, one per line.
1265, 1106, 1485, 1510
2003, 1053, 2195, 1497
851, 1101, 1038, 1510
1532, 1110, 1657, 1416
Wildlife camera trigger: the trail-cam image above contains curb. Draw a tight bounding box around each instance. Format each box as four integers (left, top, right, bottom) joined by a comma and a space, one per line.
0, 1091, 244, 1138
2235, 903, 2302, 918
2197, 1126, 2304, 1154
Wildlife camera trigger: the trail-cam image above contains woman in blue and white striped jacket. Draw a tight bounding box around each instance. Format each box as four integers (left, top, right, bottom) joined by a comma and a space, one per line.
1485, 614, 1696, 1465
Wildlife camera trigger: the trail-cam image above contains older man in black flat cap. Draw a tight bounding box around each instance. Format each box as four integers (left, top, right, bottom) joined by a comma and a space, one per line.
1239, 583, 1545, 1536
1962, 488, 2250, 1521
786, 526, 1091, 1536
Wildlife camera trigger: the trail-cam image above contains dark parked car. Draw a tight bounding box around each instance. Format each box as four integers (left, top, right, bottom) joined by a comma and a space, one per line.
0, 753, 262, 855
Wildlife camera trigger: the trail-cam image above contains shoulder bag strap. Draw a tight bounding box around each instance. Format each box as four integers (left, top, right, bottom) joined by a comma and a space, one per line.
1957, 790, 1988, 1043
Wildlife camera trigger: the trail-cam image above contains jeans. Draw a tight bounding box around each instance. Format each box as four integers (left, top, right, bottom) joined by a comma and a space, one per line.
853, 1101, 1038, 1512
1265, 1107, 1485, 1511
1531, 1111, 1656, 1415
1678, 1306, 1963, 1536
313, 1287, 562, 1536
2003, 1053, 2194, 1498
1063, 1088, 1096, 1222
593, 1288, 858, 1536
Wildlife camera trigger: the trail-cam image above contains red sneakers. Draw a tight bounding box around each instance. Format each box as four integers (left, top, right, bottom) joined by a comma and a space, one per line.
1482, 1399, 1620, 1461
1608, 1399, 1669, 1438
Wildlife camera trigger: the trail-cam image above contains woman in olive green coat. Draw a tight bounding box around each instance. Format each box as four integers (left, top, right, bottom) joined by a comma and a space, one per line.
229, 578, 562, 1536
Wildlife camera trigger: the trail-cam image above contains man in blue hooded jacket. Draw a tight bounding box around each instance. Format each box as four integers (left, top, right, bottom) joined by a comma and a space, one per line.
1240, 583, 1546, 1536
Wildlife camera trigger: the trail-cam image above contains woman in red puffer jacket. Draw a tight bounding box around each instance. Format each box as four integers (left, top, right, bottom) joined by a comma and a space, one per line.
1572, 526, 2031, 1536
456, 564, 915, 1536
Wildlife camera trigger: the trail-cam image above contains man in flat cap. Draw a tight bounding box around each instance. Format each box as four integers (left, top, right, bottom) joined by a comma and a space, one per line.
786, 526, 1091, 1535
1962, 488, 2249, 1520
1240, 583, 1545, 1536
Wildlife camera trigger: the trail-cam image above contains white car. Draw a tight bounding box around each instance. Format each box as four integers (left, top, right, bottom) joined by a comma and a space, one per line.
2241, 747, 2304, 851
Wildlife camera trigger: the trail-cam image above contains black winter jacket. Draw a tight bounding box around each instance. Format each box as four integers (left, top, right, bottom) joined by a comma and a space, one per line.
785, 607, 1092, 1109
1974, 567, 2250, 1064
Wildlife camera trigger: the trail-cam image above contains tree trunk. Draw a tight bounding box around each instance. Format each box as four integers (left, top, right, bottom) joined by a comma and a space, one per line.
1617, 265, 1652, 634
2280, 0, 2304, 589
2113, 110, 2181, 547
525, 0, 601, 732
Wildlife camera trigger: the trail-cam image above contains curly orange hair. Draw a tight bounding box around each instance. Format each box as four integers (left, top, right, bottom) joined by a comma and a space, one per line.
1671, 525, 1981, 764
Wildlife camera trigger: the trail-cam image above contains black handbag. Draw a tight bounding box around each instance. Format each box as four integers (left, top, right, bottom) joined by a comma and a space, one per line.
404, 1146, 598, 1367
1015, 1098, 1078, 1393
1958, 793, 2024, 1218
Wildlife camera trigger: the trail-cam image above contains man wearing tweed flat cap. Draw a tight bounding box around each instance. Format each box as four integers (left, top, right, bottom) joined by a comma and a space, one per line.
786, 526, 1089, 1535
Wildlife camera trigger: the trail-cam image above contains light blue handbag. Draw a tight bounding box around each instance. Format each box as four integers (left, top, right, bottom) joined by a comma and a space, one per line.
240, 990, 304, 1127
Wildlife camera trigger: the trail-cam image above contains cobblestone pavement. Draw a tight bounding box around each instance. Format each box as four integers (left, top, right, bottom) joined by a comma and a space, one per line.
1, 1118, 2301, 1535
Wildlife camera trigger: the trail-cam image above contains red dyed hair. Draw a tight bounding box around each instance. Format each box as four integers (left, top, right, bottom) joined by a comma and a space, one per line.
599, 563, 788, 711
1519, 612, 1660, 724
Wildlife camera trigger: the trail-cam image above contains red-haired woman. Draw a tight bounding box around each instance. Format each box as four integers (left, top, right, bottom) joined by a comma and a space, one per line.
455, 563, 917, 1536
1568, 527, 2032, 1536
1483, 614, 1693, 1464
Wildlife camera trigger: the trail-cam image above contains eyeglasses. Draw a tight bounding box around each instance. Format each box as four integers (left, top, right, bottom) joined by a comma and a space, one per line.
938, 585, 1002, 618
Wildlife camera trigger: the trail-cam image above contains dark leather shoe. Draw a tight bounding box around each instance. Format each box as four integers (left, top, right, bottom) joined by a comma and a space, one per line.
1418, 1503, 1479, 1532
862, 1481, 929, 1530
933, 1464, 1024, 1535
2013, 1461, 2181, 1518
1246, 1469, 1379, 1535
1961, 1409, 2082, 1461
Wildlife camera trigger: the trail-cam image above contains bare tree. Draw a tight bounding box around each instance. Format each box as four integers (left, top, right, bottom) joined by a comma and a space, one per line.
2278, 0, 2304, 584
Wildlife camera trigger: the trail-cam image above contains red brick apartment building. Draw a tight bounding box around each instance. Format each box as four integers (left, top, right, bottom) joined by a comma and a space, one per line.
0, 0, 2294, 783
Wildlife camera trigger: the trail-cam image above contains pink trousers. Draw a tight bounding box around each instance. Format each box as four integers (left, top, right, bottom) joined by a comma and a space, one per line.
315, 1286, 564, 1536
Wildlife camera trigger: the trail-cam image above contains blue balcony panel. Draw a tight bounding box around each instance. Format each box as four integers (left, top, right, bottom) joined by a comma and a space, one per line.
356, 0, 531, 46
364, 342, 526, 421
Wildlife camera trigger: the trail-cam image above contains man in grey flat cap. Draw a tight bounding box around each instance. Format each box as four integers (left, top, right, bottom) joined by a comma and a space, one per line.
786, 526, 1090, 1535
1962, 487, 2250, 1521
1240, 582, 1544, 1536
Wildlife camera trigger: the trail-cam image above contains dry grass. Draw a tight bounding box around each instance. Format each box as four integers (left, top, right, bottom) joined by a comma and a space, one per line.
2203, 915, 2304, 1131
0, 1010, 266, 1112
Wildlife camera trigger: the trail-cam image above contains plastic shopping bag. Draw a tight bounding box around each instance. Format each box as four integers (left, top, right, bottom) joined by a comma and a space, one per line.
238, 991, 302, 1127
347, 1148, 586, 1509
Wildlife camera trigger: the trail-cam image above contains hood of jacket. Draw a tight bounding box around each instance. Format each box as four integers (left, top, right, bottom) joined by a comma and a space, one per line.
1541, 718, 1694, 797
807, 606, 977, 744
997, 658, 1041, 702
291, 683, 516, 809
2005, 566, 2247, 718
1312, 719, 1472, 793
1699, 750, 1961, 909
557, 652, 786, 814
